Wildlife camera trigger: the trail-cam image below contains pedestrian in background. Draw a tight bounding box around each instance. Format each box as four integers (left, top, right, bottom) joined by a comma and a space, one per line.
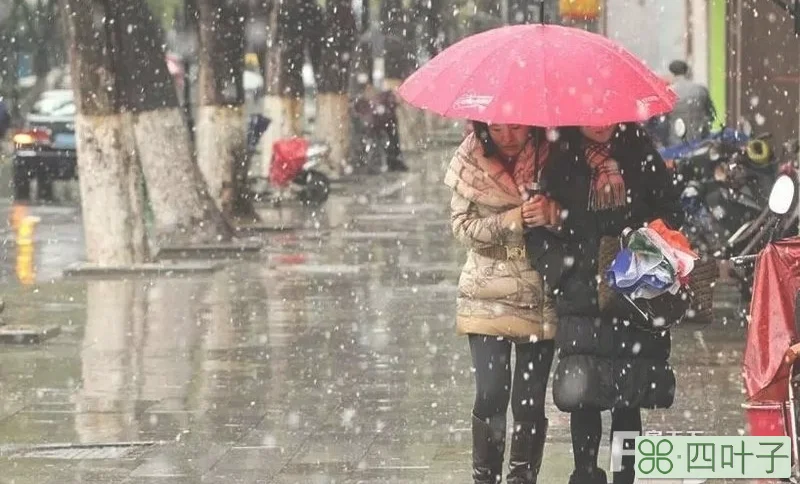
666, 60, 716, 146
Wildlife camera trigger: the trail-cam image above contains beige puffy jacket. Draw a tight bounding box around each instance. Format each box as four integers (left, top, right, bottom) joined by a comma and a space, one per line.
445, 134, 557, 342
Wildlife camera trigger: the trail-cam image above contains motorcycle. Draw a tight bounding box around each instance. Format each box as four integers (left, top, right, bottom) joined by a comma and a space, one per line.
659, 122, 751, 196
738, 170, 800, 481
659, 126, 750, 257
678, 135, 775, 254
712, 137, 798, 260
665, 117, 791, 259
244, 114, 331, 206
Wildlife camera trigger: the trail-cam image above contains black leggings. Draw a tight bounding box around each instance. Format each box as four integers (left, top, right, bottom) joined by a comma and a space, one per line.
571, 407, 642, 484
468, 334, 555, 426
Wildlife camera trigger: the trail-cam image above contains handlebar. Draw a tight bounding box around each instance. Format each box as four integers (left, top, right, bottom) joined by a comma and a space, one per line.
730, 254, 758, 266
658, 128, 751, 161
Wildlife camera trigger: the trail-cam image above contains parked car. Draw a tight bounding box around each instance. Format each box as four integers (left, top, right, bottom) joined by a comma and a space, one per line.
11, 89, 76, 201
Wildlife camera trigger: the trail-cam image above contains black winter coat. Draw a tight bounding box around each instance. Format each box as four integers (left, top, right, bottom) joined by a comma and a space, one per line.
525, 126, 685, 412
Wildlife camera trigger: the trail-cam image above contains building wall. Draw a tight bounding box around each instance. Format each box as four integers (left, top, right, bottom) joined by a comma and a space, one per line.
726, 0, 800, 142
689, 0, 709, 85
708, 0, 726, 124
604, 0, 688, 76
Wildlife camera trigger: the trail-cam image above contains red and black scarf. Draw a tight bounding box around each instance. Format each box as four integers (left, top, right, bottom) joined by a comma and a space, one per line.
584, 140, 627, 211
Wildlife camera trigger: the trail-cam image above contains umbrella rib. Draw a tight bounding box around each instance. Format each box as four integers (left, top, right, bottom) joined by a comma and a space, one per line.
542, 29, 551, 127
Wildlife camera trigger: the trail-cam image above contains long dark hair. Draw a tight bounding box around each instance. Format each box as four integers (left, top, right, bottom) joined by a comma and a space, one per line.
471, 120, 547, 159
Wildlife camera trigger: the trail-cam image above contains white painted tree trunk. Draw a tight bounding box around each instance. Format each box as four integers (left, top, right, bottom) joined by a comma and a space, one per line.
132, 107, 231, 245
261, 95, 303, 179
74, 113, 149, 265
316, 93, 349, 175
196, 105, 245, 217
384, 78, 425, 152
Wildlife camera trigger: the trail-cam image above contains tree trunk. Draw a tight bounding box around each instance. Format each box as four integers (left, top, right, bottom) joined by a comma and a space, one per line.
476, 0, 504, 19
317, 0, 356, 175
413, 0, 443, 57
60, 0, 149, 265
246, 0, 271, 81
196, 106, 251, 219
261, 0, 320, 178
381, 0, 422, 153
381, 0, 416, 81
109, 0, 233, 246
75, 114, 149, 263
195, 0, 255, 221
508, 0, 558, 24
470, 0, 505, 34
360, 0, 370, 33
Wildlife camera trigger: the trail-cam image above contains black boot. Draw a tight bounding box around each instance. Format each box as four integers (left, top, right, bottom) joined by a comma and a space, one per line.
472, 413, 505, 484
507, 417, 548, 483
568, 467, 608, 484
387, 159, 409, 172
383, 114, 407, 172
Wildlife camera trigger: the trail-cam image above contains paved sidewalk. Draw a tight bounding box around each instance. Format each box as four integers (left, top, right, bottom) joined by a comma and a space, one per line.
0, 143, 756, 483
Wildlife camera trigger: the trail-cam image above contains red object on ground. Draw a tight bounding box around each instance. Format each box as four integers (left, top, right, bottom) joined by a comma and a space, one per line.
743, 237, 800, 403
272, 253, 307, 265
744, 402, 788, 437
270, 138, 309, 187
397, 24, 677, 126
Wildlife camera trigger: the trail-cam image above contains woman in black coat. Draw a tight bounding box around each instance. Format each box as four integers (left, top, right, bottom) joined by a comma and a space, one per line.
525, 123, 684, 484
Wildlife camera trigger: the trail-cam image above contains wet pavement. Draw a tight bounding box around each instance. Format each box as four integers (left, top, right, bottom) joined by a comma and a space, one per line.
0, 144, 768, 483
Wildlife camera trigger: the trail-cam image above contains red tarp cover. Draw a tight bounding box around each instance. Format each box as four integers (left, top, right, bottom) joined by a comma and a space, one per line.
744, 237, 800, 402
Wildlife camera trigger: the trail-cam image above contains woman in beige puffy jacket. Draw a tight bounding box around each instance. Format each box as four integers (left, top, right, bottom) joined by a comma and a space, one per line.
444, 121, 560, 484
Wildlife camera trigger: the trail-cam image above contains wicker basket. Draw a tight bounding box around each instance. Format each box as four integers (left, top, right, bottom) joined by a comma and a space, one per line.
597, 236, 719, 324
597, 236, 619, 312
684, 257, 719, 324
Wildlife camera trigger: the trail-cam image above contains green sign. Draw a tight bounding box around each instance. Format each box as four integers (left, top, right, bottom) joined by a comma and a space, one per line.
635, 436, 791, 479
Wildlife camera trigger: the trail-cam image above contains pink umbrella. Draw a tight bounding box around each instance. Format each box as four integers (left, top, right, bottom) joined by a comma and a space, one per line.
397, 24, 677, 126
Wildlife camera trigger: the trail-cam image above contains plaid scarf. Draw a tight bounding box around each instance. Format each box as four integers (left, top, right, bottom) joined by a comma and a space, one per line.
585, 139, 627, 211
444, 133, 550, 209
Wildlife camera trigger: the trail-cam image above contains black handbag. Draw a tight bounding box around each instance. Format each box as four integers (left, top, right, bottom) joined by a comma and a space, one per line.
614, 285, 694, 333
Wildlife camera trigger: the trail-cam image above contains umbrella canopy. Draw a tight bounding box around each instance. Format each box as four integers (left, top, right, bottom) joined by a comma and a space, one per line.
397, 24, 677, 126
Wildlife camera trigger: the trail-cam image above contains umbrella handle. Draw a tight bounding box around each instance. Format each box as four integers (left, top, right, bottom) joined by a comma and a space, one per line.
622, 293, 650, 322
620, 227, 634, 249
